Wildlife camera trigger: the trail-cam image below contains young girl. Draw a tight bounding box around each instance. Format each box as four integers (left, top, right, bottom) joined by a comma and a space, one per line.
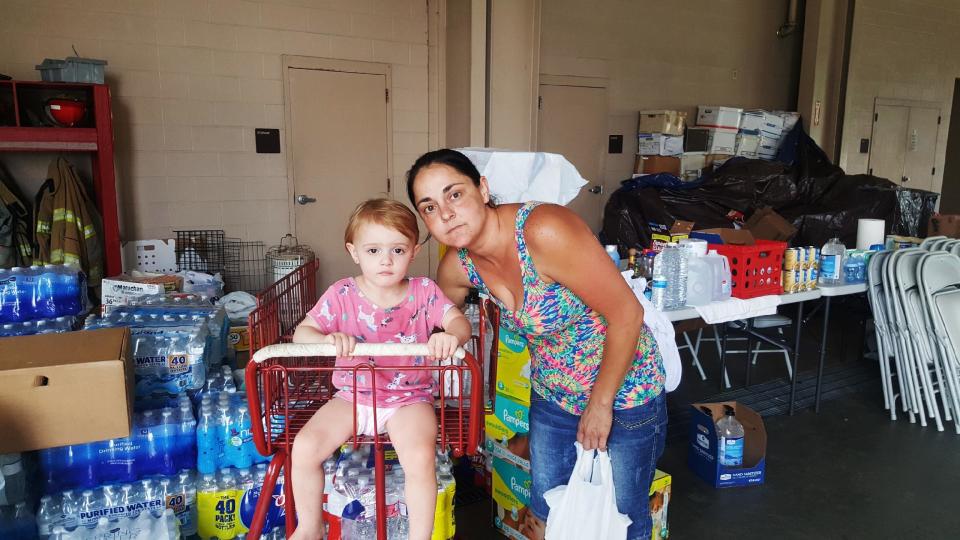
289, 198, 472, 540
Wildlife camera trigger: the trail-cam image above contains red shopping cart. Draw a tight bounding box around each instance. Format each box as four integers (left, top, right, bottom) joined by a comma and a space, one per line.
244, 343, 484, 539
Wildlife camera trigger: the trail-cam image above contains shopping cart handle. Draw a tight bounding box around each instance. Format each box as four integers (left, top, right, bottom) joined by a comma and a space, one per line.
251, 343, 467, 363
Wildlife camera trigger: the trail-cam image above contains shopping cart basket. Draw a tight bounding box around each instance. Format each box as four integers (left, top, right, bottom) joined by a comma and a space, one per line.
244, 343, 484, 539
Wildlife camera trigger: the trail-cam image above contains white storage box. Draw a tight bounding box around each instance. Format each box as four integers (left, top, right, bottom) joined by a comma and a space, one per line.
705, 128, 738, 154
740, 110, 783, 136
637, 133, 684, 156
679, 152, 706, 180
697, 106, 743, 129
735, 134, 761, 158
757, 135, 780, 160
778, 111, 801, 132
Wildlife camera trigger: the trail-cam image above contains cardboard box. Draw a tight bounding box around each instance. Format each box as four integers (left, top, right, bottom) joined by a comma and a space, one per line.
495, 327, 532, 406
649, 470, 672, 540
101, 277, 166, 308
740, 110, 783, 137
679, 152, 706, 180
696, 106, 743, 130
735, 133, 760, 158
0, 328, 133, 453
637, 133, 684, 156
228, 325, 250, 352
704, 128, 737, 155
928, 214, 960, 239
492, 457, 534, 540
650, 220, 694, 252
745, 207, 797, 241
688, 402, 766, 488
486, 393, 530, 446
638, 110, 687, 136
690, 228, 755, 246
635, 155, 681, 176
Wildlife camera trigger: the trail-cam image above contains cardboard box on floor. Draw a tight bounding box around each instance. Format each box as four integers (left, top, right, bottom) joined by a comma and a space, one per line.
688, 402, 766, 488
745, 207, 797, 241
929, 214, 960, 238
0, 328, 133, 453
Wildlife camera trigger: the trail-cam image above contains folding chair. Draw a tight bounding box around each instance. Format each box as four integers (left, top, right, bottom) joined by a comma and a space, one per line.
882, 249, 922, 424
678, 331, 709, 382
867, 251, 899, 419
918, 253, 960, 434
953, 243, 960, 257
894, 250, 946, 431
921, 236, 947, 250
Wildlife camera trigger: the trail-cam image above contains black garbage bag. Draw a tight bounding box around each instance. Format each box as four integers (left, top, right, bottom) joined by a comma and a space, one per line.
601, 121, 939, 250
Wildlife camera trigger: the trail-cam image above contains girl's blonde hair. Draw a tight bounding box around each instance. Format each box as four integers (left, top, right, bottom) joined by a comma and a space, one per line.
344, 198, 420, 247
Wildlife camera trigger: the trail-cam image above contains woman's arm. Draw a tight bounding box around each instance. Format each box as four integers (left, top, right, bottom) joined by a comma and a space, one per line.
436, 248, 473, 309
525, 204, 646, 450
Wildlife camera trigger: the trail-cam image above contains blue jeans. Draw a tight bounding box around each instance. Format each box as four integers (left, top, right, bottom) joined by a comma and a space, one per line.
529, 390, 667, 540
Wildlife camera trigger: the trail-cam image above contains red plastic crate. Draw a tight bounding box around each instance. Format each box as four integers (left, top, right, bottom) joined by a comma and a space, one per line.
708, 240, 787, 299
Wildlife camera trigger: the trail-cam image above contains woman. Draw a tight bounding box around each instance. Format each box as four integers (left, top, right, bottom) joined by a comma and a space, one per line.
406, 149, 666, 540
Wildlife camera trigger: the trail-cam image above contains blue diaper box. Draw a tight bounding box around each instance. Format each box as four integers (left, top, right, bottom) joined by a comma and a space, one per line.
688, 401, 766, 488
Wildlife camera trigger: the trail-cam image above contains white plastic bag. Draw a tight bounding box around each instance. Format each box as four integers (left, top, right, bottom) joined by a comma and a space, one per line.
543, 442, 631, 540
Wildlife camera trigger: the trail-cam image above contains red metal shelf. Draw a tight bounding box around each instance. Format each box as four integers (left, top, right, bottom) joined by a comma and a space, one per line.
0, 80, 121, 277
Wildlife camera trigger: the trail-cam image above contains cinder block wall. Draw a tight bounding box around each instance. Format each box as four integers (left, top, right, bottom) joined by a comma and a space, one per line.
0, 0, 430, 244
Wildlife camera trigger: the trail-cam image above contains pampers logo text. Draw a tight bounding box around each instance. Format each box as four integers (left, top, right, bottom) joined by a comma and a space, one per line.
510, 476, 531, 500
501, 407, 528, 432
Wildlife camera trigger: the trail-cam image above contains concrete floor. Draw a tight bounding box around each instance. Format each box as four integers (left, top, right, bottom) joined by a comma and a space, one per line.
454, 297, 960, 539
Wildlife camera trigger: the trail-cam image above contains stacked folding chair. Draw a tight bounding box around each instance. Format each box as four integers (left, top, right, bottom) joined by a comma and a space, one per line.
867, 239, 960, 432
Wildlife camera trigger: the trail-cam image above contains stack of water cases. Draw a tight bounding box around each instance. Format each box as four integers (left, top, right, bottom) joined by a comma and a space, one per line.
0, 264, 85, 336
197, 463, 286, 540
84, 298, 229, 399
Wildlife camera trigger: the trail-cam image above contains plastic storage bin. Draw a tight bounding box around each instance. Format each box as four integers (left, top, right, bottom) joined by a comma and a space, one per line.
35, 57, 107, 84
708, 240, 786, 299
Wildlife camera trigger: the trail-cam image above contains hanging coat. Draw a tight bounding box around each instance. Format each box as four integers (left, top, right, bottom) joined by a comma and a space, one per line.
34, 157, 103, 283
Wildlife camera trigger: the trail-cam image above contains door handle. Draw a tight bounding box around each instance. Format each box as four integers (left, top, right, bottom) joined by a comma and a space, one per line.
588, 185, 602, 194
296, 194, 317, 205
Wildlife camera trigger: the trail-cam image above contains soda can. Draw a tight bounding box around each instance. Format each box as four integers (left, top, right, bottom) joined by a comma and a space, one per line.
784, 248, 798, 271
808, 267, 819, 289
782, 270, 795, 293
808, 247, 819, 269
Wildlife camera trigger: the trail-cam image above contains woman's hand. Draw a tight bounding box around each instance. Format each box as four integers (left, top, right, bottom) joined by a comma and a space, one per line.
577, 400, 613, 451
427, 331, 460, 360
325, 332, 357, 357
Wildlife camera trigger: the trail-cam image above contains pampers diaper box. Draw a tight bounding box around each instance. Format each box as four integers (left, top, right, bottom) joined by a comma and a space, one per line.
495, 327, 532, 406
649, 469, 671, 539
491, 456, 535, 540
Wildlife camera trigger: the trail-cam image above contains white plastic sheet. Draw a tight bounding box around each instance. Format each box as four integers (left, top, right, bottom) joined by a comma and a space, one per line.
543, 442, 631, 540
457, 148, 587, 205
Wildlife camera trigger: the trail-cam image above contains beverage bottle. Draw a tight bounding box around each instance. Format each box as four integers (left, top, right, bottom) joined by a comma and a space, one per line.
141, 410, 162, 477
197, 407, 218, 474
176, 471, 199, 537
35, 265, 58, 319
216, 404, 233, 469
650, 251, 669, 311
0, 453, 27, 505
60, 490, 79, 530
119, 483, 136, 514
177, 404, 198, 472
604, 245, 620, 269
716, 405, 745, 467
227, 406, 253, 469
10, 267, 35, 322
37, 495, 58, 539
219, 469, 239, 539
818, 237, 845, 285
0, 267, 13, 323
196, 473, 220, 540
12, 501, 37, 540
157, 508, 181, 540
234, 467, 254, 537
684, 252, 713, 307
159, 408, 177, 475
140, 478, 157, 514
78, 489, 98, 529
431, 470, 448, 540
158, 477, 174, 517
663, 243, 688, 308
440, 466, 456, 538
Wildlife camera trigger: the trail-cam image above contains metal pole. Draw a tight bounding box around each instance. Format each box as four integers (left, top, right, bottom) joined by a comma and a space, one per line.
815, 297, 832, 412
789, 301, 805, 415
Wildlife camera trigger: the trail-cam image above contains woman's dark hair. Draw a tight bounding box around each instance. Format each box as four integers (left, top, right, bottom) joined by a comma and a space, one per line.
405, 149, 496, 209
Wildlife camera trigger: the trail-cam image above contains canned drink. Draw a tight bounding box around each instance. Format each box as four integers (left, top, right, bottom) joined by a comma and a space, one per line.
808, 267, 818, 289
782, 270, 795, 293
784, 248, 798, 271
808, 247, 819, 269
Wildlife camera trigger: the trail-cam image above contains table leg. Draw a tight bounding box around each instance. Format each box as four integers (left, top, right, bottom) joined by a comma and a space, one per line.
744, 318, 754, 389
789, 301, 805, 416
719, 324, 729, 392
815, 297, 832, 413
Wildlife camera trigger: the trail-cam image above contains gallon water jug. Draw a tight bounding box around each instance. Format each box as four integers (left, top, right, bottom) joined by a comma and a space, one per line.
685, 254, 713, 306
703, 250, 732, 302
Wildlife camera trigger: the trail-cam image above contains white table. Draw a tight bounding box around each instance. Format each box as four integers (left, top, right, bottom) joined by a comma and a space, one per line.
659, 285, 865, 414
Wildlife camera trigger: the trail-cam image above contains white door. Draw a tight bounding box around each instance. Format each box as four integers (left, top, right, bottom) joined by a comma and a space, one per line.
902, 107, 940, 192
287, 65, 392, 290
868, 104, 909, 184
536, 84, 608, 231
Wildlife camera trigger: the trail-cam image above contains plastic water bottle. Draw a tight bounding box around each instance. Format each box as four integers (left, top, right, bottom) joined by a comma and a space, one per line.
227, 405, 253, 469
650, 253, 669, 311
78, 489, 98, 528
716, 405, 745, 467
604, 245, 620, 269
177, 404, 197, 471
36, 495, 57, 539
177, 471, 199, 537
819, 237, 845, 285
197, 408, 218, 474
35, 265, 58, 319
663, 243, 688, 308
684, 253, 713, 306
60, 490, 79, 530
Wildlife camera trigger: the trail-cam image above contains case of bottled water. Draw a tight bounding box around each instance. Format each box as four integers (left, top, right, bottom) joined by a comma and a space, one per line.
39, 400, 198, 493
0, 265, 86, 324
